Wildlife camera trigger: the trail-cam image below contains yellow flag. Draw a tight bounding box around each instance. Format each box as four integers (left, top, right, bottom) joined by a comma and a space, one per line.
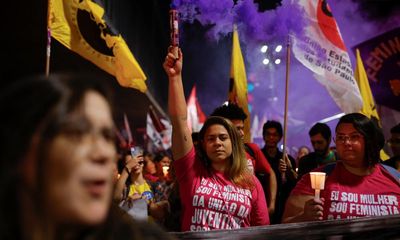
228, 27, 251, 143
354, 49, 389, 160
49, 0, 147, 92
354, 49, 379, 121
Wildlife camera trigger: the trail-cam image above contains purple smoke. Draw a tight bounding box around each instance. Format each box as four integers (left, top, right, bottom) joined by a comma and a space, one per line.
173, 0, 306, 42
170, 0, 400, 153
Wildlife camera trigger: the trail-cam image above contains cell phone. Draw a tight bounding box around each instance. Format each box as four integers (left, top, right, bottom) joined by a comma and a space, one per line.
130, 146, 143, 158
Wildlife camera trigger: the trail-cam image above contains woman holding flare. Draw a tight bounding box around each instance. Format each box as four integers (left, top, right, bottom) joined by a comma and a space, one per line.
163, 46, 269, 231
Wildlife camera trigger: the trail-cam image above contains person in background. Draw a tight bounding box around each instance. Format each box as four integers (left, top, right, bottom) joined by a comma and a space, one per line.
382, 123, 400, 171
297, 123, 336, 179
114, 148, 152, 203
143, 151, 158, 182
0, 74, 172, 240
261, 120, 297, 224
295, 146, 311, 168
154, 153, 173, 181
163, 46, 269, 231
114, 148, 169, 223
210, 103, 277, 217
283, 113, 400, 223
151, 153, 175, 203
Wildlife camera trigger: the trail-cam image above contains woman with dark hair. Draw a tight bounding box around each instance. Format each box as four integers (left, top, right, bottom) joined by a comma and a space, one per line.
163, 47, 269, 232
282, 113, 400, 223
0, 74, 172, 240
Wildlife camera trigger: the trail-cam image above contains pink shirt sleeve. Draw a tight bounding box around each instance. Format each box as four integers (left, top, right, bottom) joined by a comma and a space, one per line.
250, 176, 270, 225
173, 146, 197, 183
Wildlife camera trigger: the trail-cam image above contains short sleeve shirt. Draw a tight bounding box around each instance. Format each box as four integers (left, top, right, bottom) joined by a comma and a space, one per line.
174, 147, 270, 231
291, 162, 400, 220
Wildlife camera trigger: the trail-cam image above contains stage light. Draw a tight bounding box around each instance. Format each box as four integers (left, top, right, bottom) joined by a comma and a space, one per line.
275, 59, 281, 64
262, 58, 270, 65
261, 45, 268, 53
275, 45, 282, 52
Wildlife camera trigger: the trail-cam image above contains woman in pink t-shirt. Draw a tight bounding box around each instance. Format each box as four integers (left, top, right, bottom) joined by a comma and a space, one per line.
163, 47, 269, 232
282, 113, 400, 223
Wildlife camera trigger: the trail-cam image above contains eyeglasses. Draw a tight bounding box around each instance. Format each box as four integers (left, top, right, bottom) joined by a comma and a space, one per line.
334, 134, 363, 144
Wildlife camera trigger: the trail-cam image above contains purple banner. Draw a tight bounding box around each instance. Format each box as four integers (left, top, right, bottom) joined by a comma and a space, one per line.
352, 27, 400, 111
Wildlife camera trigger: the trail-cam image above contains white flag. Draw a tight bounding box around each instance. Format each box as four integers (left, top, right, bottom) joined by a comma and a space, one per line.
292, 0, 362, 113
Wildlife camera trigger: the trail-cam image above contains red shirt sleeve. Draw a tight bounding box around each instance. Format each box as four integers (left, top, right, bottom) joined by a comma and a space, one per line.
247, 143, 272, 174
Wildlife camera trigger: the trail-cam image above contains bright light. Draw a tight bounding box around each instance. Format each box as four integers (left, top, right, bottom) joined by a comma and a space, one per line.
261, 45, 268, 53
275, 45, 282, 52
262, 58, 270, 65
275, 59, 281, 65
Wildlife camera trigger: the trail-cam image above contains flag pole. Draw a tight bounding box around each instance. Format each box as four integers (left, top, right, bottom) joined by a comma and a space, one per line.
145, 90, 170, 121
281, 36, 291, 183
45, 0, 52, 77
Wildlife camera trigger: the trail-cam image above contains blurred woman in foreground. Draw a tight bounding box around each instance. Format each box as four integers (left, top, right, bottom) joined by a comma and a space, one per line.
0, 74, 172, 240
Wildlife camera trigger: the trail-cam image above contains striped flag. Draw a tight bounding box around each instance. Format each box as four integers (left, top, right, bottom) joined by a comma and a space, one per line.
146, 106, 172, 152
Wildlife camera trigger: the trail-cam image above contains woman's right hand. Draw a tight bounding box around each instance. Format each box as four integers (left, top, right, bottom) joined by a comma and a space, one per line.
163, 46, 182, 78
302, 197, 325, 221
125, 155, 139, 174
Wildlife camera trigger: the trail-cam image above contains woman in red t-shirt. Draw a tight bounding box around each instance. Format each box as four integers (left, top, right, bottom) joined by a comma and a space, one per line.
283, 113, 400, 223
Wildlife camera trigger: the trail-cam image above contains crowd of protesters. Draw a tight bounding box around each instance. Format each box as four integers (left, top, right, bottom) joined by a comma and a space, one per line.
1, 46, 399, 240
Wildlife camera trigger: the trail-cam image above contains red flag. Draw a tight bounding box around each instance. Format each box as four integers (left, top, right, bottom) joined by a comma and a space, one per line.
187, 86, 206, 132
148, 105, 166, 132
146, 105, 172, 152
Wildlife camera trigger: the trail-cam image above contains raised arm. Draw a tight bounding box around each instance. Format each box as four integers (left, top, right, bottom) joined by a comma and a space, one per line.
114, 155, 138, 202
163, 47, 193, 160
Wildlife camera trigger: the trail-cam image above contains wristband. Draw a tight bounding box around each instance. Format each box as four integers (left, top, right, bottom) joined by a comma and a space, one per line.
124, 166, 131, 174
